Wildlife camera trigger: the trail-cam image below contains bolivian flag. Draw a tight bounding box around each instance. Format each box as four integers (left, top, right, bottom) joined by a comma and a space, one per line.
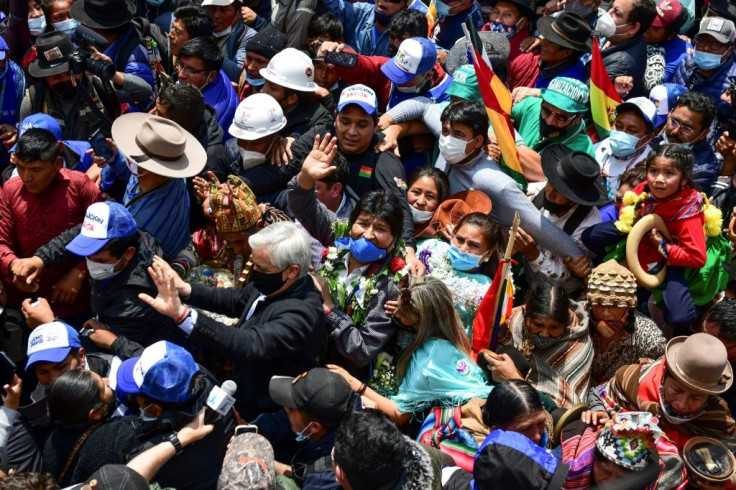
463, 21, 526, 190
590, 36, 622, 140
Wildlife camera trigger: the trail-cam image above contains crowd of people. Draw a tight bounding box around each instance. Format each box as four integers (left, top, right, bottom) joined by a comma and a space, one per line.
1, 0, 736, 487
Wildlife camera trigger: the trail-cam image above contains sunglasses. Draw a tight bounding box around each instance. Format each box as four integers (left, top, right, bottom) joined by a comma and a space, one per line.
540, 103, 577, 125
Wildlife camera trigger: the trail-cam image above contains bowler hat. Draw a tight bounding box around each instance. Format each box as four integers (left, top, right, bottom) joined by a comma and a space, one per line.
541, 144, 606, 206
28, 32, 73, 78
537, 12, 593, 52
70, 0, 135, 29
665, 333, 733, 395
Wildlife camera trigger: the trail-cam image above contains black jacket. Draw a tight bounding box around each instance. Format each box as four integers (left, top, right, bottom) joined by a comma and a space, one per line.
238, 124, 416, 249
280, 98, 335, 139
601, 34, 647, 98
35, 228, 186, 347
186, 274, 325, 420
188, 104, 231, 231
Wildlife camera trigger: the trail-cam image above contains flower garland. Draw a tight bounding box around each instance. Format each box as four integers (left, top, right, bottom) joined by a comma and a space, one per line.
318, 219, 408, 326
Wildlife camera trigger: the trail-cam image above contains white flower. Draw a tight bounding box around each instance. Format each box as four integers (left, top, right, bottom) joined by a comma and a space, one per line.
370, 288, 378, 295
326, 247, 338, 260
323, 262, 333, 272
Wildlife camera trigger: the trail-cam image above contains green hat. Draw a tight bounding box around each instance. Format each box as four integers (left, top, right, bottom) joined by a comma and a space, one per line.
541, 77, 589, 114
446, 65, 480, 101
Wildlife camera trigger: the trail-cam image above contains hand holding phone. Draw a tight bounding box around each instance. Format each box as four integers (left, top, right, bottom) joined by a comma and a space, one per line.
0, 351, 16, 388
324, 50, 358, 68
88, 129, 114, 162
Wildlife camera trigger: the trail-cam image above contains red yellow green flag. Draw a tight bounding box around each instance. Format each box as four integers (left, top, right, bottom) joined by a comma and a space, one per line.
590, 36, 622, 140
463, 22, 526, 190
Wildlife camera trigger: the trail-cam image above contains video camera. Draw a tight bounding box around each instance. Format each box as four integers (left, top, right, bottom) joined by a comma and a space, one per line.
70, 25, 116, 81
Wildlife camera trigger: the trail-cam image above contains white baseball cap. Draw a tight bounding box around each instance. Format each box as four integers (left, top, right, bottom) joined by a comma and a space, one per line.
201, 0, 235, 6
615, 97, 657, 131
337, 84, 378, 115
65, 202, 137, 256
380, 37, 437, 85
26, 321, 82, 369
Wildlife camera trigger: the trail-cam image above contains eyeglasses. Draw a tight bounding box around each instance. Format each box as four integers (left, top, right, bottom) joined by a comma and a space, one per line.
175, 60, 208, 76
694, 34, 730, 53
666, 114, 697, 137
540, 104, 577, 125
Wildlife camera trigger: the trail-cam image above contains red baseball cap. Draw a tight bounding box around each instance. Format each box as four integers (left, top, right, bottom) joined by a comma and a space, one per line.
652, 0, 684, 28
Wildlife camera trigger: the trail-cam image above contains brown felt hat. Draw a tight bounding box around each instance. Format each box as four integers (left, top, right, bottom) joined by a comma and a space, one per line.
665, 333, 733, 395
417, 190, 492, 239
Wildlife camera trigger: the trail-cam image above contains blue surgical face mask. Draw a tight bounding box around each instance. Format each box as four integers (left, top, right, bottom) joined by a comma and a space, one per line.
448, 245, 485, 271
145, 0, 165, 5
244, 73, 266, 87
53, 18, 80, 37
488, 20, 518, 39
608, 129, 642, 159
435, 0, 452, 16
295, 421, 313, 442
693, 50, 725, 71
29, 16, 46, 37
336, 237, 388, 263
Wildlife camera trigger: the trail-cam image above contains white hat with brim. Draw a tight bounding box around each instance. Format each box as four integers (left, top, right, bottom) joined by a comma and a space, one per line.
112, 113, 207, 179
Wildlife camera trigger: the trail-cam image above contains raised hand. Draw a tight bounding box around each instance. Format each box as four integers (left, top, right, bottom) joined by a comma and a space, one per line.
297, 133, 338, 189
138, 259, 187, 320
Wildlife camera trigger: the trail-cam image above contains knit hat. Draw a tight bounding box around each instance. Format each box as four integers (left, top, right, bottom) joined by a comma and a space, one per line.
245, 27, 288, 60
445, 65, 480, 101
587, 260, 638, 308
595, 412, 661, 471
217, 433, 276, 490
209, 175, 262, 234
541, 77, 589, 114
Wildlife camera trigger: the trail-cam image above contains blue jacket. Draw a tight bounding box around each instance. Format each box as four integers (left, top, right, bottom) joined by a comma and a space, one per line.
691, 138, 722, 196
671, 52, 736, 104
430, 2, 484, 50
661, 36, 691, 83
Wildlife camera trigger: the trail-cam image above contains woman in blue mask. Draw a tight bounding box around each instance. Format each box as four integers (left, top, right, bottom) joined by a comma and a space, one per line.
488, 281, 593, 409
328, 278, 490, 433
595, 97, 656, 200
410, 209, 500, 339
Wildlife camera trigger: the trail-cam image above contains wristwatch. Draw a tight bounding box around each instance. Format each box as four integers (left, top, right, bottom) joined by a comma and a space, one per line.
165, 432, 184, 455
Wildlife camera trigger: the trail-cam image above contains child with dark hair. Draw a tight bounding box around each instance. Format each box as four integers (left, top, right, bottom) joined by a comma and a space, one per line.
583, 144, 731, 336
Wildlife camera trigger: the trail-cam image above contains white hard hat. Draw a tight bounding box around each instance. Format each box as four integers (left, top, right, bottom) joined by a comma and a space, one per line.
229, 93, 287, 140
259, 48, 318, 92
201, 0, 234, 6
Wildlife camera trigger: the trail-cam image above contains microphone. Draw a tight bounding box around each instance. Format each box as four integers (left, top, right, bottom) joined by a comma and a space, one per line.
74, 25, 109, 48
204, 380, 237, 424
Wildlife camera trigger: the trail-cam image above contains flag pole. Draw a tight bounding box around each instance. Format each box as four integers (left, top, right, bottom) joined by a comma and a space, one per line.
488, 211, 519, 349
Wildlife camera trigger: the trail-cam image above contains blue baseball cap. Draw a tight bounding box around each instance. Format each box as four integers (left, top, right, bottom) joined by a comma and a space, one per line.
26, 321, 82, 370
337, 84, 378, 115
381, 37, 437, 85
649, 83, 687, 129
116, 341, 200, 404
66, 202, 137, 257
10, 113, 63, 154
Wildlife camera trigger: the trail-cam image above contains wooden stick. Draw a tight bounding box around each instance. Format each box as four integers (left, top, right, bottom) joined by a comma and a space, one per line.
488, 212, 520, 349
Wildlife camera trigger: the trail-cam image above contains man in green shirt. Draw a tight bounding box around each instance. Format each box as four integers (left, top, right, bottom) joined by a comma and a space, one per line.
511, 77, 594, 182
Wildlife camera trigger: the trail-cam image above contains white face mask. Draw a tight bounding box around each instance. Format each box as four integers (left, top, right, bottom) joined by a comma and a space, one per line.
86, 257, 123, 280
439, 134, 471, 165
595, 9, 617, 38
238, 147, 267, 170
214, 25, 234, 38
410, 205, 434, 223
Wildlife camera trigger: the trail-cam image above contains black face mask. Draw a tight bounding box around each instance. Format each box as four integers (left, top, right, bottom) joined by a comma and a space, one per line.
542, 194, 574, 214
539, 116, 577, 139
50, 80, 77, 99
249, 269, 287, 296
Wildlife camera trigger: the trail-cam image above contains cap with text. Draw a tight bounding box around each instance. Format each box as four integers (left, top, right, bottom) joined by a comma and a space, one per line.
26, 321, 82, 370
337, 84, 378, 115
698, 16, 736, 44
116, 341, 200, 404
381, 37, 437, 85
65, 202, 137, 257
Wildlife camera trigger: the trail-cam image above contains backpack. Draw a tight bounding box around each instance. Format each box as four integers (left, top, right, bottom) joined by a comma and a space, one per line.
117, 17, 170, 79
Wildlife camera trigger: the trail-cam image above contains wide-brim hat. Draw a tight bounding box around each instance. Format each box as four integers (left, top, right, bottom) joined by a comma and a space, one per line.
665, 333, 734, 395
489, 0, 536, 19
28, 31, 73, 78
537, 12, 593, 53
70, 0, 135, 29
541, 144, 606, 206
416, 190, 492, 238
112, 113, 207, 178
